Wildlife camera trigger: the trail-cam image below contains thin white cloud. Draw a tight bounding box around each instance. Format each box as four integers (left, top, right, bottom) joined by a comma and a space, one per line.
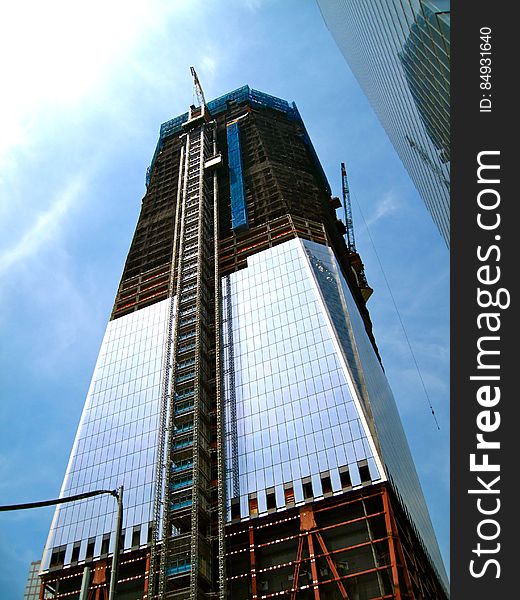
201, 55, 218, 79
366, 190, 400, 228
244, 0, 268, 12
0, 176, 84, 276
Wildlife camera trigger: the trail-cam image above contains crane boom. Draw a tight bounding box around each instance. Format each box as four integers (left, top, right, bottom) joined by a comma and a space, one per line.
340, 162, 370, 295
190, 66, 207, 108
341, 162, 356, 253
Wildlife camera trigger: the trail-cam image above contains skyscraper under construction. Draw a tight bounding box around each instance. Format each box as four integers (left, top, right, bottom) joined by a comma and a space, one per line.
40, 80, 448, 599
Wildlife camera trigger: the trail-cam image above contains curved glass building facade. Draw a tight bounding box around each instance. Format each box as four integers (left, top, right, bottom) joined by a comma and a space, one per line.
317, 0, 451, 246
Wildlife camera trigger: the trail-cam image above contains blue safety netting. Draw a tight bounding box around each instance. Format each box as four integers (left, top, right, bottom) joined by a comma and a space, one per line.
226, 121, 249, 232
146, 86, 331, 197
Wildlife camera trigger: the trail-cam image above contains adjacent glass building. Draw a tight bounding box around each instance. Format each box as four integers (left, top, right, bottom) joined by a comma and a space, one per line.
317, 0, 450, 247
40, 85, 448, 599
23, 561, 42, 600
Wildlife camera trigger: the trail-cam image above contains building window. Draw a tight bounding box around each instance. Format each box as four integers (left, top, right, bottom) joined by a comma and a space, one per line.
85, 538, 95, 561
231, 498, 241, 520
248, 494, 258, 515
302, 478, 313, 500
321, 472, 333, 495
132, 527, 141, 548
339, 466, 352, 489
101, 534, 110, 556
358, 460, 372, 483
50, 546, 66, 568
70, 542, 81, 563
266, 488, 276, 511
119, 530, 126, 551
284, 483, 295, 505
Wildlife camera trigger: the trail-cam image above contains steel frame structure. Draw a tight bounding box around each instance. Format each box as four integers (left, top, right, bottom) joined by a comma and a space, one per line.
225, 483, 446, 600
39, 550, 149, 600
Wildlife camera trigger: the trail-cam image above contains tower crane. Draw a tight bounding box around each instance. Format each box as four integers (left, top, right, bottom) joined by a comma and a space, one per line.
190, 66, 207, 109
341, 162, 356, 253
340, 162, 370, 295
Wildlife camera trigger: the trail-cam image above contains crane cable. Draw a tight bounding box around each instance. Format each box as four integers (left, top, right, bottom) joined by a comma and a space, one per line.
351, 190, 441, 431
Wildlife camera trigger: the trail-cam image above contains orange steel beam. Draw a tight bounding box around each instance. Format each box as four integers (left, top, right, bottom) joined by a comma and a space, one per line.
143, 554, 151, 600
260, 565, 397, 599
314, 531, 349, 599
301, 504, 349, 599
39, 553, 148, 600
228, 486, 437, 600
300, 509, 320, 599
249, 525, 257, 599
306, 530, 321, 600
387, 498, 414, 598
91, 589, 108, 600
290, 535, 305, 600
382, 487, 402, 600
253, 510, 387, 549
88, 561, 108, 600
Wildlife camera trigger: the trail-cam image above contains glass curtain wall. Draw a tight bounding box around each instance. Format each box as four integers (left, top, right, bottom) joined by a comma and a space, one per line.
42, 299, 171, 569
317, 0, 451, 246
222, 238, 448, 589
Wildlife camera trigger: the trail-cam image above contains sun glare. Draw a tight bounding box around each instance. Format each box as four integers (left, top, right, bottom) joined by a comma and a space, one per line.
0, 1, 166, 162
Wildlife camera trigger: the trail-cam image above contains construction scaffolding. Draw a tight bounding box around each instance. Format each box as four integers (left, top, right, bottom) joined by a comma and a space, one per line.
151, 95, 223, 599
39, 550, 150, 600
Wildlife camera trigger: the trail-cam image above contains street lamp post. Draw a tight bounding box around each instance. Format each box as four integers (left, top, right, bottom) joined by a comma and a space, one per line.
109, 485, 124, 600
1, 486, 124, 599
79, 567, 91, 600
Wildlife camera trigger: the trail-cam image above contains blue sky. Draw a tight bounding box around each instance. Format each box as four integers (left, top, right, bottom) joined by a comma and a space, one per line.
0, 1, 449, 596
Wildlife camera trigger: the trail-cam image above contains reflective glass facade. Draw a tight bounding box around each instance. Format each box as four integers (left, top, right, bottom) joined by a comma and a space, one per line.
42, 299, 171, 569
23, 561, 41, 600
223, 238, 448, 590
305, 240, 448, 588
222, 239, 384, 520
317, 0, 451, 246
